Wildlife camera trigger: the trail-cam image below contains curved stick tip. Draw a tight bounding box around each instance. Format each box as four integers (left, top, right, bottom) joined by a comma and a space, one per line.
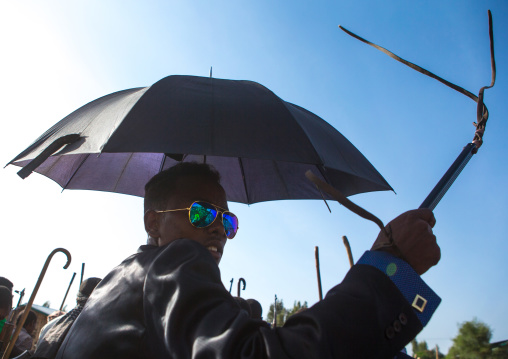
53, 248, 72, 269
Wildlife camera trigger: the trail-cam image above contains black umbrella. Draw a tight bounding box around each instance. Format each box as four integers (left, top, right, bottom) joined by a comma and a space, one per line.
7, 75, 392, 204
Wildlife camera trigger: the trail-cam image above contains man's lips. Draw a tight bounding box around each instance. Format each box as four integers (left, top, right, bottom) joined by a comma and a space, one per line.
205, 241, 224, 262
207, 246, 222, 257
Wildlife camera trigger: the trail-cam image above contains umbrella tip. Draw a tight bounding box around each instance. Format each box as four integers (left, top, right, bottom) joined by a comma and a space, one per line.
210, 67, 213, 78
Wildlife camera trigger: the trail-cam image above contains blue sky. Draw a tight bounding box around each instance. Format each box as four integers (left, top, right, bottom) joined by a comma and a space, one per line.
1, 1, 507, 355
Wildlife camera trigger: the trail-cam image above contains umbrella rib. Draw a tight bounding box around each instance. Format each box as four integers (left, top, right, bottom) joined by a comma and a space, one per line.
294, 102, 382, 183
316, 165, 333, 212
98, 87, 150, 152
6, 129, 57, 166
61, 154, 92, 191
158, 154, 167, 173
316, 165, 331, 185
237, 158, 251, 204
112, 153, 135, 192
274, 98, 323, 164
40, 154, 66, 179
285, 102, 361, 179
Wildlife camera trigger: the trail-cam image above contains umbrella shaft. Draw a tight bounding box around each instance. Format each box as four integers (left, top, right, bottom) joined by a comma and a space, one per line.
419, 143, 475, 210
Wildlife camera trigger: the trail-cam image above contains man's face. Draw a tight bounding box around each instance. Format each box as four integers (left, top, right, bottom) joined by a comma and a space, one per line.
148, 175, 229, 265
26, 321, 36, 335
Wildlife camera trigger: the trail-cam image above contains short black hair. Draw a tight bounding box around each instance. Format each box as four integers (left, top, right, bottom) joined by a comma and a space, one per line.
144, 162, 221, 213
246, 299, 263, 320
0, 277, 13, 291
17, 309, 37, 327
0, 286, 12, 310
233, 297, 252, 317
76, 277, 102, 305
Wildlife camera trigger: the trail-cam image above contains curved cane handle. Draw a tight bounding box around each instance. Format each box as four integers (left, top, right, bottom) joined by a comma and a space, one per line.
2, 248, 71, 359
237, 278, 246, 297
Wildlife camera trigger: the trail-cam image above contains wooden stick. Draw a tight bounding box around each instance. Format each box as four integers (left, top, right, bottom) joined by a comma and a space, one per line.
272, 295, 277, 327
80, 263, 85, 285
342, 236, 354, 268
60, 272, 76, 311
314, 246, 323, 301
2, 248, 71, 359
237, 278, 246, 297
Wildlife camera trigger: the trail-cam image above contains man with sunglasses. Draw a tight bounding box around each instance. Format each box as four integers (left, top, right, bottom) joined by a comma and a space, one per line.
57, 162, 440, 359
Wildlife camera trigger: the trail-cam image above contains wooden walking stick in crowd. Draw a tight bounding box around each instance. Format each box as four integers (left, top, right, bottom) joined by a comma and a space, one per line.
5, 289, 24, 324
60, 272, 76, 311
314, 246, 323, 301
14, 289, 25, 309
342, 236, 354, 268
80, 263, 85, 285
2, 248, 71, 359
272, 294, 277, 327
237, 278, 246, 297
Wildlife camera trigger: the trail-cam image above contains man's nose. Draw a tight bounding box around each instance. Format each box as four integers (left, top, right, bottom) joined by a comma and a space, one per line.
208, 213, 226, 237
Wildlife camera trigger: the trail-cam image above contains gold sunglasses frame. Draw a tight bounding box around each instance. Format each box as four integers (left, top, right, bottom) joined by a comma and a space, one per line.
154, 201, 239, 239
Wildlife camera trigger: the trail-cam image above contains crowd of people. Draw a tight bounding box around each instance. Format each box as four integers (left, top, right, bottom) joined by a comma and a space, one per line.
1, 162, 441, 358
0, 272, 263, 359
0, 276, 104, 358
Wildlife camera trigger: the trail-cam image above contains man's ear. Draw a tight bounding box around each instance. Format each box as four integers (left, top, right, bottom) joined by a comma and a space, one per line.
144, 210, 160, 239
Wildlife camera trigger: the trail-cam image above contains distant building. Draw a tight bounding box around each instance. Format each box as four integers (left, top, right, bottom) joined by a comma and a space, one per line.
490, 339, 508, 356
11, 303, 61, 350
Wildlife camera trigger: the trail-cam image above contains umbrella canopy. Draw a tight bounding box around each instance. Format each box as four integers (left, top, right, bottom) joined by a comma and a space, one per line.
7, 75, 392, 204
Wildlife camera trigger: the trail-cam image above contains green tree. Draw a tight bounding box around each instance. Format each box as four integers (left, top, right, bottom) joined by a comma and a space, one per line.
446, 318, 492, 359
411, 339, 444, 359
266, 299, 309, 327
266, 299, 287, 327
287, 300, 308, 318
42, 300, 51, 308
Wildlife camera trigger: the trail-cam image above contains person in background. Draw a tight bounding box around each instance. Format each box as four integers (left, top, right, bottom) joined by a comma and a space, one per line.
33, 278, 102, 359
0, 278, 13, 293
11, 310, 37, 357
233, 297, 251, 317
0, 285, 14, 358
0, 286, 13, 322
45, 312, 65, 325
0, 277, 14, 334
246, 299, 263, 320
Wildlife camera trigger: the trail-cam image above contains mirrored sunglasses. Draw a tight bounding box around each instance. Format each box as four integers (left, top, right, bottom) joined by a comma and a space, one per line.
155, 201, 239, 239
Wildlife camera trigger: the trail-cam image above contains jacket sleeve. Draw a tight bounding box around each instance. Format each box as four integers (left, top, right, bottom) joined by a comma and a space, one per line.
143, 239, 430, 359
357, 250, 441, 327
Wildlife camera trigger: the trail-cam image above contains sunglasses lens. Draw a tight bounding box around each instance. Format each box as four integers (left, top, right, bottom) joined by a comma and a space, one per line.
189, 202, 217, 228
222, 212, 239, 239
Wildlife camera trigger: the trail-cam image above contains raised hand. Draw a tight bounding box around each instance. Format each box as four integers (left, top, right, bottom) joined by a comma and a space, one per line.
372, 209, 441, 275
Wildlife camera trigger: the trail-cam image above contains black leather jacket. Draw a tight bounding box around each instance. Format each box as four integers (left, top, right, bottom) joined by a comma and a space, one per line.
56, 239, 422, 359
